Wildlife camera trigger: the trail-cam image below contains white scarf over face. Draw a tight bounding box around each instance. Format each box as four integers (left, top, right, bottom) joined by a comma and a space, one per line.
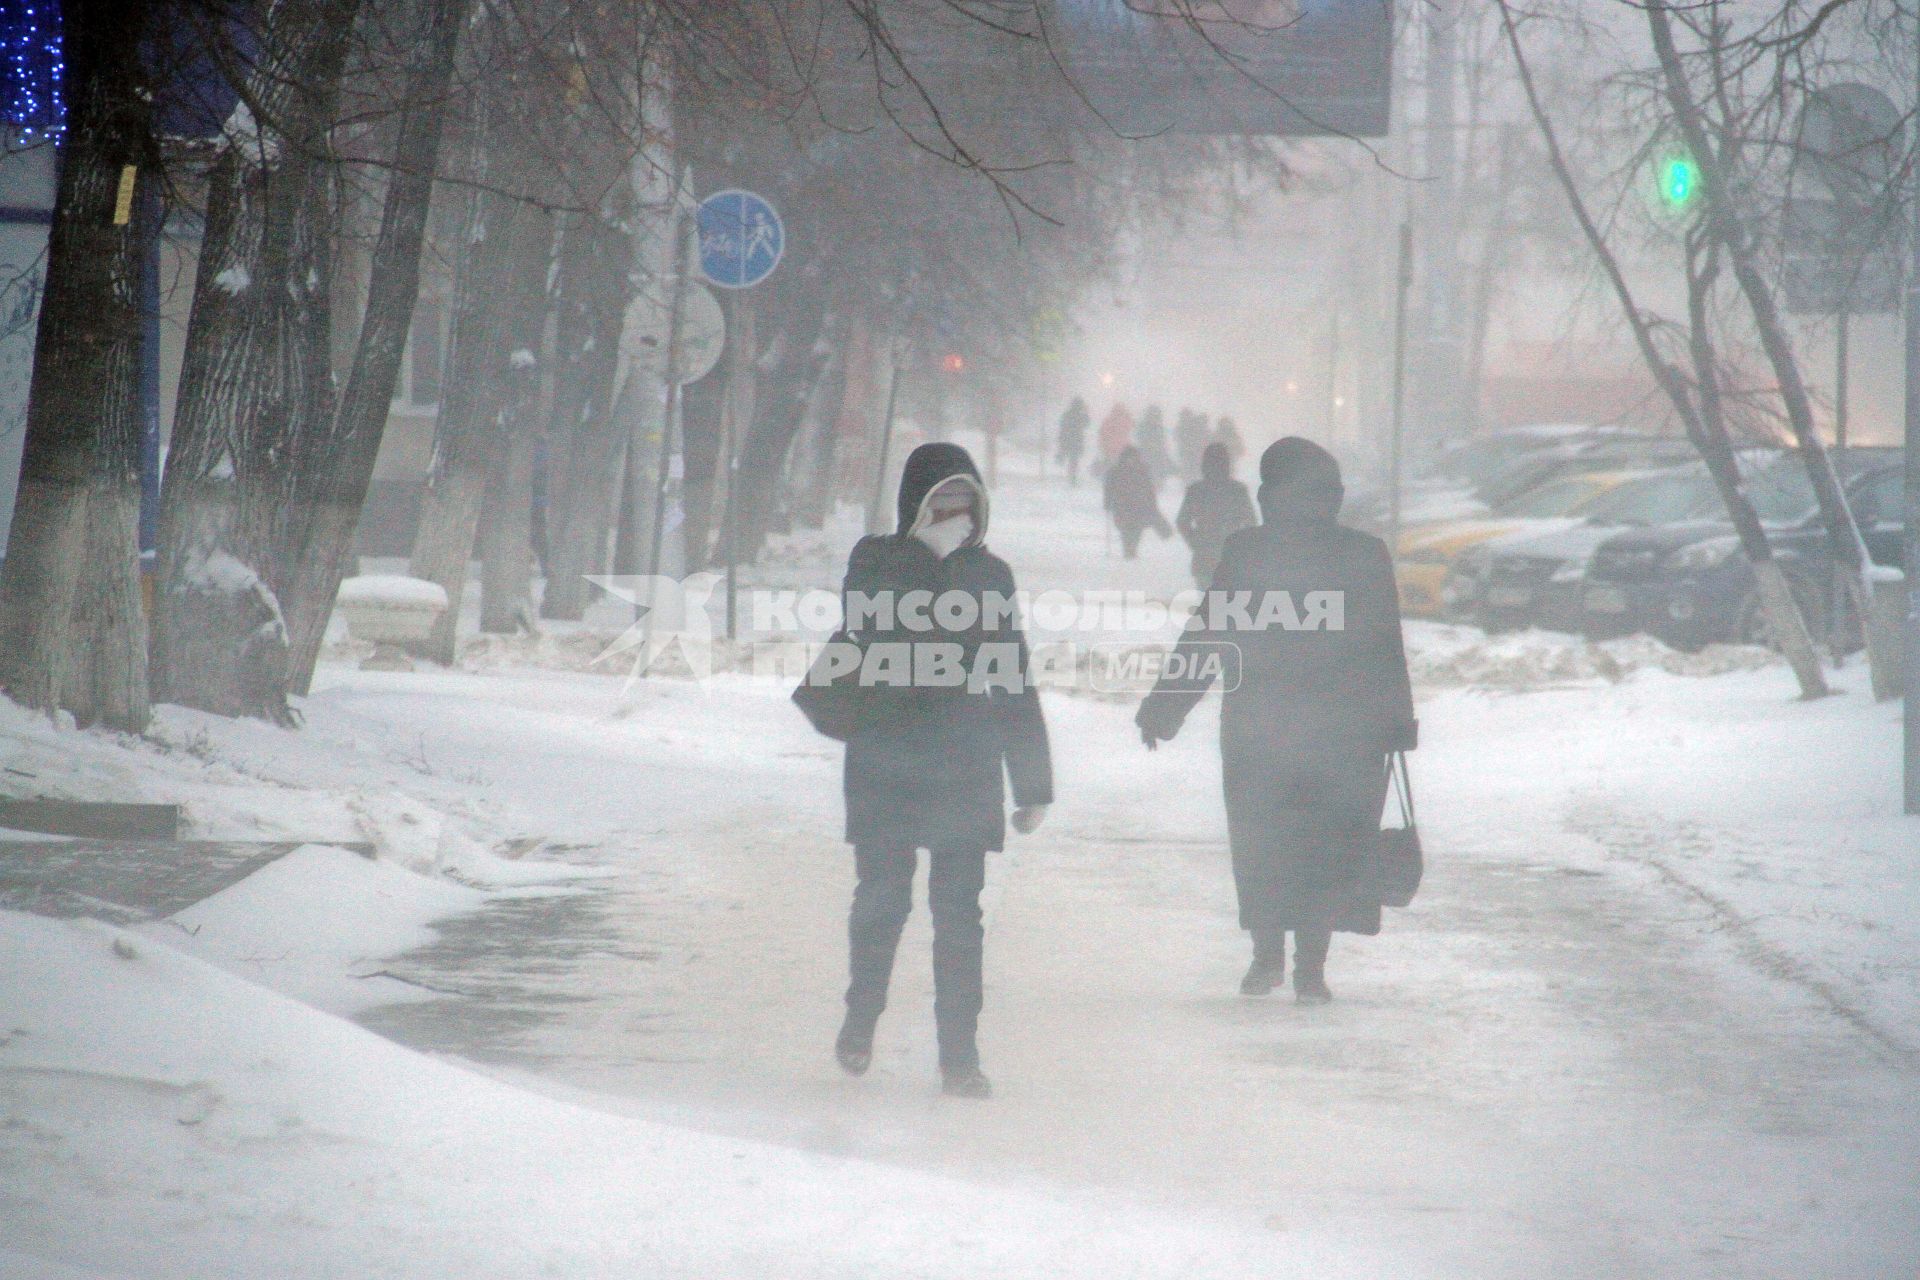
910, 474, 987, 559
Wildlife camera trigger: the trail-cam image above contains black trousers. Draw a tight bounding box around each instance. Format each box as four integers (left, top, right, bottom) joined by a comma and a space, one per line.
1252, 926, 1331, 975
845, 844, 986, 1074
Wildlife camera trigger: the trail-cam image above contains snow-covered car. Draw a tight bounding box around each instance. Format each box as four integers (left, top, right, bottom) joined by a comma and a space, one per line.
1459, 464, 1726, 632
1394, 469, 1642, 618
1580, 454, 1905, 650
1347, 425, 1691, 535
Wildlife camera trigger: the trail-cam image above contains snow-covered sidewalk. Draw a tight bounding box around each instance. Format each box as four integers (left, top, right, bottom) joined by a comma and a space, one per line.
2, 468, 1917, 1277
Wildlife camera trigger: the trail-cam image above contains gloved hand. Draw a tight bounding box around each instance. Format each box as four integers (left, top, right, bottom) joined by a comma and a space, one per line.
1136, 705, 1177, 751
1386, 720, 1419, 753
1011, 805, 1048, 835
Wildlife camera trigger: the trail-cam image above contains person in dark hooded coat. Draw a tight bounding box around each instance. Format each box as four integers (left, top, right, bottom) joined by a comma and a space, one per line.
1102, 446, 1171, 559
1055, 397, 1090, 485
1174, 441, 1256, 587
1135, 438, 1416, 1004
833, 442, 1053, 1098
1134, 405, 1176, 487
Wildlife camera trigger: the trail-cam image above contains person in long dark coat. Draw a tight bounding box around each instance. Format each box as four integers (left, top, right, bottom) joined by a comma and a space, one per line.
1055, 397, 1090, 486
1135, 438, 1416, 1004
1174, 441, 1256, 587
1102, 446, 1171, 559
1174, 408, 1210, 482
835, 442, 1052, 1098
1135, 405, 1176, 487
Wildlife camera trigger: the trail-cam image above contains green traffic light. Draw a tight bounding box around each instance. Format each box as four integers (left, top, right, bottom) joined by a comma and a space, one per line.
1659, 154, 1700, 209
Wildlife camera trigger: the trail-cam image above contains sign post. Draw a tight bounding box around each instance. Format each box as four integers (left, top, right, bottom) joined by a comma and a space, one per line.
1905, 52, 1920, 812
695, 188, 784, 642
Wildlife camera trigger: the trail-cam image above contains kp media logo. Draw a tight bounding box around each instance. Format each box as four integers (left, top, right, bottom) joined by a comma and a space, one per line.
586, 573, 723, 687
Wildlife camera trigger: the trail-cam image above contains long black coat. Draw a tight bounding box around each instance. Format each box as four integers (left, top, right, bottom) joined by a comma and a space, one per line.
1175, 476, 1256, 586
1138, 498, 1415, 935
1103, 448, 1168, 535
841, 447, 1052, 854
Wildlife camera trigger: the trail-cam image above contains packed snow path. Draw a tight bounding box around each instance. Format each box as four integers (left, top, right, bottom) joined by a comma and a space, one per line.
320, 474, 1918, 1279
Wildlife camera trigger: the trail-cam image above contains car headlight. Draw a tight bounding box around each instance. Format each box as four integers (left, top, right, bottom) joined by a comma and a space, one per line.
1666, 535, 1739, 574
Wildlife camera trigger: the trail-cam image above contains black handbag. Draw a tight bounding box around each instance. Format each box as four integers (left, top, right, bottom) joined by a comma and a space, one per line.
791, 632, 869, 742
1374, 751, 1423, 908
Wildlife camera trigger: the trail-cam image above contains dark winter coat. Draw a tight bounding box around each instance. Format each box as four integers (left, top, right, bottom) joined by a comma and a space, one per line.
841, 444, 1053, 854
1056, 399, 1090, 462
1137, 438, 1416, 935
1175, 444, 1256, 586
1103, 447, 1169, 536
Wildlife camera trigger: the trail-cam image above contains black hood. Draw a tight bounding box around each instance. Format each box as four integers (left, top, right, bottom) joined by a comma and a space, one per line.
1257, 437, 1343, 524
896, 442, 989, 543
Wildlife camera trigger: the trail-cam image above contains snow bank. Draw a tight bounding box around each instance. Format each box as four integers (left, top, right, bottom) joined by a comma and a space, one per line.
0, 910, 1433, 1279
139, 843, 494, 1013
336, 574, 450, 610
1405, 621, 1779, 688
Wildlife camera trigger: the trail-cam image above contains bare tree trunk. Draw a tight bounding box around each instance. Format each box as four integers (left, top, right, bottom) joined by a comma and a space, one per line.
478, 221, 553, 634
0, 0, 156, 730
1643, 0, 1875, 650
1683, 234, 1826, 680
788, 310, 848, 530
539, 203, 634, 620
480, 424, 538, 633
406, 121, 535, 662
1497, 0, 1828, 698
678, 373, 725, 567
283, 0, 473, 694
153, 0, 359, 723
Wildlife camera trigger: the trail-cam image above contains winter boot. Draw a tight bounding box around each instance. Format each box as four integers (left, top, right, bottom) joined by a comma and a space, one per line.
835, 1014, 876, 1076
942, 1066, 993, 1100
1240, 935, 1286, 996
1293, 970, 1333, 1006
1240, 956, 1284, 996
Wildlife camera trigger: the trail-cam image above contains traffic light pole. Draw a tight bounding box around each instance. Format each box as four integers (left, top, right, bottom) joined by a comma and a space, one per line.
1388, 222, 1413, 555
1905, 25, 1920, 814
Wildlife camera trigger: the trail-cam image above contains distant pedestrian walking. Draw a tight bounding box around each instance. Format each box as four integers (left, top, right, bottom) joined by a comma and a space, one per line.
1103, 445, 1171, 559
1136, 438, 1417, 1005
1174, 408, 1210, 482
1096, 403, 1134, 476
1056, 397, 1090, 486
1210, 416, 1246, 468
1135, 405, 1176, 488
1174, 442, 1256, 587
824, 443, 1053, 1100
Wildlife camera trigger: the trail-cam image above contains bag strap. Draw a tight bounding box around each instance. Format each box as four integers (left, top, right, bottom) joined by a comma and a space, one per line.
1388, 750, 1416, 829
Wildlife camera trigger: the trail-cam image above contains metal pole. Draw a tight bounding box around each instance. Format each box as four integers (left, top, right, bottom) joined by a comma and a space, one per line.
1422, 0, 1462, 445
866, 346, 903, 534
1835, 303, 1850, 450
1904, 23, 1920, 814
1389, 222, 1414, 555
643, 199, 692, 590
724, 292, 754, 642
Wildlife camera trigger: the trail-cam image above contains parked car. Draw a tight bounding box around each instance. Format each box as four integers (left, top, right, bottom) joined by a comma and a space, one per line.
1394, 468, 1641, 618
1580, 454, 1905, 651
1461, 464, 1726, 632
1349, 425, 1693, 533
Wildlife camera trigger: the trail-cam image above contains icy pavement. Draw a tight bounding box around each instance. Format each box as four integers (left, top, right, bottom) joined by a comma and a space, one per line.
313, 662, 1918, 1280
3, 463, 1917, 1276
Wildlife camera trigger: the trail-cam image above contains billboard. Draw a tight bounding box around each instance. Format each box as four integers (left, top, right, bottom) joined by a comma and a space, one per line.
1055, 0, 1392, 137
801, 0, 1391, 143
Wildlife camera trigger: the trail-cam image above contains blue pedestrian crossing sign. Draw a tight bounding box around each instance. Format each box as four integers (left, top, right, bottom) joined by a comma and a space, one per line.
696, 189, 784, 290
